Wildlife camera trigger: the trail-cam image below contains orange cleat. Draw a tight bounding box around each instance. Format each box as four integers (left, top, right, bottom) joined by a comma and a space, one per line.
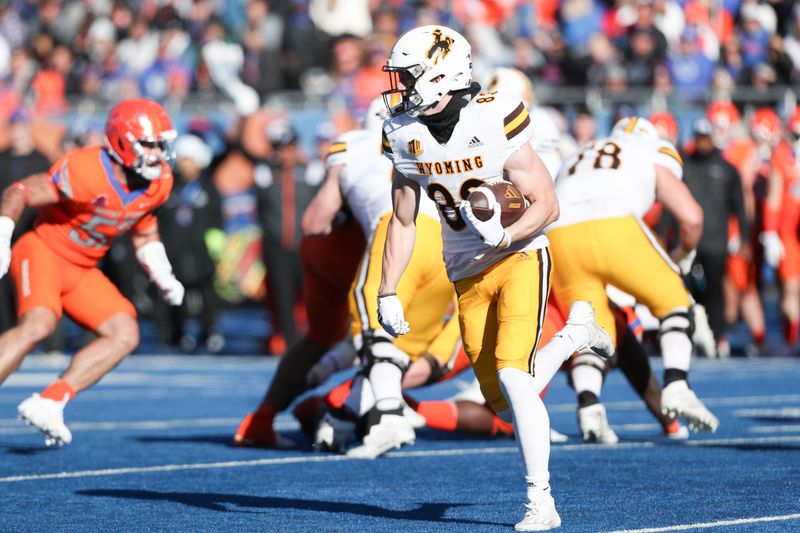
234, 410, 297, 449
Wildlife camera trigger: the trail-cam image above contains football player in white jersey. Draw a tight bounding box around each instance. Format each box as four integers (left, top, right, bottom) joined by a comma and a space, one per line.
550, 117, 719, 438
303, 97, 464, 458
376, 25, 613, 531
483, 67, 566, 180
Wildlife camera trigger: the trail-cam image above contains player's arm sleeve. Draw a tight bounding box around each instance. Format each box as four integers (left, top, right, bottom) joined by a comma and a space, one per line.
500, 98, 534, 161
382, 128, 409, 177
654, 140, 684, 180
49, 157, 76, 200
325, 135, 349, 169
133, 212, 158, 234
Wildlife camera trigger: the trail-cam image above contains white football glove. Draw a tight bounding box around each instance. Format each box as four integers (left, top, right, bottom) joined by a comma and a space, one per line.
377, 294, 409, 337
156, 275, 185, 306
136, 241, 185, 306
459, 193, 511, 249
0, 216, 14, 279
759, 231, 784, 268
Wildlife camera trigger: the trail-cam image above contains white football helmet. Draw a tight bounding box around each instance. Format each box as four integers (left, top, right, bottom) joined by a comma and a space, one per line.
363, 96, 391, 133
610, 116, 659, 141
484, 67, 534, 107
382, 25, 472, 117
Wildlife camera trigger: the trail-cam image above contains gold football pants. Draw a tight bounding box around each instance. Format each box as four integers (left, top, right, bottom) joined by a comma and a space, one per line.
454, 248, 552, 412
547, 215, 693, 347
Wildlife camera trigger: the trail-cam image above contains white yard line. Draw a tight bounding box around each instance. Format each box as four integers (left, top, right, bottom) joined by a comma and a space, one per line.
0, 442, 652, 484
734, 407, 800, 418
747, 424, 800, 434
0, 417, 301, 435
2, 436, 799, 485
605, 513, 800, 533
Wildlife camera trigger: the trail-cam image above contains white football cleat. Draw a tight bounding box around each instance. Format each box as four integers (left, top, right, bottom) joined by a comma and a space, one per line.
402, 403, 427, 429
661, 380, 719, 433
577, 403, 619, 444
549, 427, 569, 443
567, 300, 615, 358
515, 490, 562, 531
314, 412, 355, 453
18, 394, 72, 446
663, 422, 690, 441
346, 412, 415, 459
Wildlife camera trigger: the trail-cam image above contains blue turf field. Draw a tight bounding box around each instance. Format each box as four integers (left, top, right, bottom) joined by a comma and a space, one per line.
1, 354, 799, 532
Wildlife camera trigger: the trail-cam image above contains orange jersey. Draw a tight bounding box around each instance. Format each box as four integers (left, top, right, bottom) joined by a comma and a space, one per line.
34, 146, 173, 267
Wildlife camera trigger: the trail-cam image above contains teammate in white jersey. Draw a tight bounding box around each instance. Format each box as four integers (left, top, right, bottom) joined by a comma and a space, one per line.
376, 25, 614, 531
483, 67, 565, 179
550, 117, 719, 437
303, 98, 463, 458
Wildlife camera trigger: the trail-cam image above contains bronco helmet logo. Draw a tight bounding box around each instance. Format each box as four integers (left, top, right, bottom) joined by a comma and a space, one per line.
426, 29, 453, 65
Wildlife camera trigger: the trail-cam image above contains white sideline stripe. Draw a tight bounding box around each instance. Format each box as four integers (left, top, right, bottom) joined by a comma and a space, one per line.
547, 394, 800, 414
0, 442, 652, 484
6, 437, 799, 485
0, 417, 301, 435
734, 407, 800, 418
747, 424, 800, 434
685, 435, 800, 446
605, 513, 800, 532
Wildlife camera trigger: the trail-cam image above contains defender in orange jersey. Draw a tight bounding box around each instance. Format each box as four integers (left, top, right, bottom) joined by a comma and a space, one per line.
706, 102, 766, 353
752, 108, 800, 345
0, 98, 184, 446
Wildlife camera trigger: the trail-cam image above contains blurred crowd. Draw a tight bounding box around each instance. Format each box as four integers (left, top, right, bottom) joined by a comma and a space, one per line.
0, 0, 799, 357
0, 0, 798, 119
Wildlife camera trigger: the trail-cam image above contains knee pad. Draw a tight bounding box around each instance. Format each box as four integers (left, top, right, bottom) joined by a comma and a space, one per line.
359, 330, 410, 373
659, 307, 694, 340
570, 352, 608, 373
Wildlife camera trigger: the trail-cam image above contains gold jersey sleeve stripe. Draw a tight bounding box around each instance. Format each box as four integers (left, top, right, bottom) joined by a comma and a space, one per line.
503, 103, 525, 127
326, 143, 347, 156
505, 108, 531, 140
658, 146, 683, 165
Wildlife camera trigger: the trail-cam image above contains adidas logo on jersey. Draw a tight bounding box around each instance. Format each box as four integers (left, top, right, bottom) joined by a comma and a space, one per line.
467, 136, 483, 148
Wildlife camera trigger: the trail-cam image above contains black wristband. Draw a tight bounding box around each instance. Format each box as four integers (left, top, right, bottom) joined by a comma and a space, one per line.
377, 293, 396, 299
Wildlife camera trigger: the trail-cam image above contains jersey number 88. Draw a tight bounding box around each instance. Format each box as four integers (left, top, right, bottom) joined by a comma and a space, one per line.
427, 178, 484, 231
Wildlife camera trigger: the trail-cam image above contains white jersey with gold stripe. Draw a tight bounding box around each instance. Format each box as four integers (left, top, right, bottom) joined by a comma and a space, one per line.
327, 128, 438, 237
382, 90, 548, 281
550, 135, 684, 229
326, 129, 394, 236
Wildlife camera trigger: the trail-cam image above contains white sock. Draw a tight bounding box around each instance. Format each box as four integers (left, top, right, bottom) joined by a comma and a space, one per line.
530, 327, 585, 394
343, 374, 376, 417
498, 367, 551, 487
570, 362, 604, 397
660, 310, 693, 371
660, 331, 692, 371
368, 361, 403, 411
